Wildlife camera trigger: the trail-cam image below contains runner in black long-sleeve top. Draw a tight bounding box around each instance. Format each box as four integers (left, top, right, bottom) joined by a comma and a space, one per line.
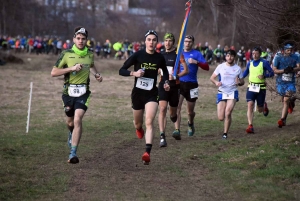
119, 30, 170, 165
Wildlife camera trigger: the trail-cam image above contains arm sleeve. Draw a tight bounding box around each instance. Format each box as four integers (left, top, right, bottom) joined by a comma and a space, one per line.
196, 51, 209, 71
263, 60, 274, 78
242, 62, 250, 78
119, 53, 136, 76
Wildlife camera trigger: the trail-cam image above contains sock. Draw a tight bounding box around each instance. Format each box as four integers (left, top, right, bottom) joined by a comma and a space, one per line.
145, 144, 152, 154
188, 121, 193, 126
71, 146, 77, 155
170, 115, 178, 123
160, 132, 165, 138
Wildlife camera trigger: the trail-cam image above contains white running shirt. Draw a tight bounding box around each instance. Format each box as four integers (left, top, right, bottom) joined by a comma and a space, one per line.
213, 63, 243, 93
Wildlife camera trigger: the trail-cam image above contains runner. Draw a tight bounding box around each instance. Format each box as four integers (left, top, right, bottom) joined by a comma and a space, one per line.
273, 43, 300, 128
119, 30, 170, 165
243, 47, 274, 133
158, 33, 189, 147
173, 35, 209, 138
51, 27, 103, 164
210, 50, 244, 139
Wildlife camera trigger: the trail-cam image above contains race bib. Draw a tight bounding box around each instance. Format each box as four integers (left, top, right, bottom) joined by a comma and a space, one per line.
222, 92, 235, 100
243, 57, 246, 60
190, 88, 199, 99
282, 73, 293, 82
217, 52, 221, 57
68, 84, 86, 97
136, 77, 154, 90
249, 84, 260, 93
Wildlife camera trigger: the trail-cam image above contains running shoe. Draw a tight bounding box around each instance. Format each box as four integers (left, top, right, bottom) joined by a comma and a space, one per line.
278, 118, 286, 128
246, 124, 254, 134
263, 102, 269, 117
159, 135, 167, 147
222, 134, 227, 139
142, 152, 150, 165
188, 122, 195, 136
172, 129, 181, 140
136, 128, 144, 139
67, 131, 72, 148
288, 99, 295, 114
68, 153, 79, 164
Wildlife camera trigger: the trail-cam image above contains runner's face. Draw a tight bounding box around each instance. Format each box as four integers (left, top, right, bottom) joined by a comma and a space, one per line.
226, 54, 235, 64
145, 35, 157, 52
284, 48, 292, 56
184, 39, 193, 51
164, 38, 174, 50
252, 50, 260, 60
73, 33, 87, 50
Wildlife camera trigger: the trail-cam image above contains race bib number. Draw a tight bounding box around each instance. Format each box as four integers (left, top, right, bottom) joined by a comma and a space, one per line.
136, 77, 154, 90
190, 88, 199, 99
282, 73, 293, 82
249, 84, 260, 93
68, 84, 86, 97
222, 92, 235, 100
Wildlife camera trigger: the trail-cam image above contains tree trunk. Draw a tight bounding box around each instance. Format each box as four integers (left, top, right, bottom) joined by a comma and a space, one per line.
231, 5, 237, 45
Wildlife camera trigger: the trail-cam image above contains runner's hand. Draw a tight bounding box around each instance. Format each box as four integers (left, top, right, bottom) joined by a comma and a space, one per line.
135, 69, 144, 77
284, 66, 293, 73
95, 73, 103, 82
73, 63, 82, 72
216, 81, 222, 87
164, 80, 170, 91
257, 75, 264, 80
188, 58, 197, 64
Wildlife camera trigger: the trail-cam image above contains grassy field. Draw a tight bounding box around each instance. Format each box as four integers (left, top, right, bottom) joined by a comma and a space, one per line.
0, 53, 299, 201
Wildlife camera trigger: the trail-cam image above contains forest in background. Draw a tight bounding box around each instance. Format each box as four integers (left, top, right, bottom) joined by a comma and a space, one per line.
1, 0, 300, 49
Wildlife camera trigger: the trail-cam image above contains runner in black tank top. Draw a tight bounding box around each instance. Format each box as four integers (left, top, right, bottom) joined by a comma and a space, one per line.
158, 33, 189, 147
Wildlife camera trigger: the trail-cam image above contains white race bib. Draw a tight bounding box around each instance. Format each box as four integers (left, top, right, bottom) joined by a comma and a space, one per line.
222, 92, 235, 100
249, 84, 260, 93
282, 73, 293, 82
190, 88, 199, 99
136, 77, 154, 90
68, 84, 86, 97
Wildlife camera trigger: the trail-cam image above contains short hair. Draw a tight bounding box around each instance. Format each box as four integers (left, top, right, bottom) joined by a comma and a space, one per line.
226, 49, 236, 57
253, 47, 262, 54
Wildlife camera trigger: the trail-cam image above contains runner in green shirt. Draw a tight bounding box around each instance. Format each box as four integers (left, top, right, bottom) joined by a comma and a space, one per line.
51, 27, 103, 164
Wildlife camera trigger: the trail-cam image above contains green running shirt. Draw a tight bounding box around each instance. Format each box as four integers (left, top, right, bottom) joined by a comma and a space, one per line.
54, 49, 94, 95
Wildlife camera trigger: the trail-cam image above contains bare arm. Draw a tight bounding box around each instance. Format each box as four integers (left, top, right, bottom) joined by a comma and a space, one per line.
177, 54, 189, 77
90, 65, 103, 82
210, 73, 222, 87
51, 64, 80, 77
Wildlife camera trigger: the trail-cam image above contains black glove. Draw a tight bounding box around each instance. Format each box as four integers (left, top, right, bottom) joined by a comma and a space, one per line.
284, 66, 294, 73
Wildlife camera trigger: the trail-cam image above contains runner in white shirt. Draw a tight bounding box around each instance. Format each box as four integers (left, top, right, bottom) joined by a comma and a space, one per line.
210, 50, 244, 139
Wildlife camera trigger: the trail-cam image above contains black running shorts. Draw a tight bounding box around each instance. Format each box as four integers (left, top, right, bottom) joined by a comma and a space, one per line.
158, 82, 180, 107
131, 90, 159, 110
62, 91, 91, 117
180, 82, 199, 102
